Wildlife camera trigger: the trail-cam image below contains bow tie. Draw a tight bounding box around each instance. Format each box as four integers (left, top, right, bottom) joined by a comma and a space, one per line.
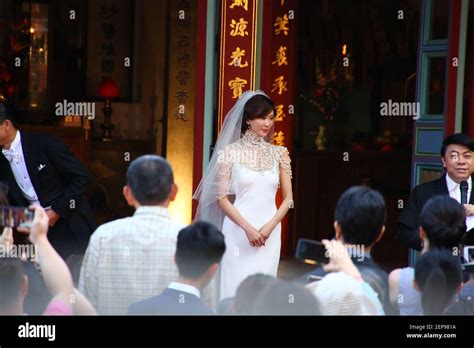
2, 148, 19, 162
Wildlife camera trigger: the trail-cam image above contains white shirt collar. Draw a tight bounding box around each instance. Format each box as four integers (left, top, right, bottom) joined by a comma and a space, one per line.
134, 206, 171, 218
168, 281, 201, 298
446, 174, 472, 194
2, 130, 21, 155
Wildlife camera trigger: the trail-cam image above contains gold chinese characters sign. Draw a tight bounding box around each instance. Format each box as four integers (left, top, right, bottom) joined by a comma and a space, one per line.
261, 0, 297, 256
166, 0, 197, 224
261, 0, 296, 148
218, 0, 259, 129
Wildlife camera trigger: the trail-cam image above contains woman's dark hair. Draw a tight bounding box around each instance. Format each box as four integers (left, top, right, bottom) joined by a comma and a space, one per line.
420, 195, 465, 250
233, 274, 277, 314
241, 94, 275, 134
414, 249, 462, 315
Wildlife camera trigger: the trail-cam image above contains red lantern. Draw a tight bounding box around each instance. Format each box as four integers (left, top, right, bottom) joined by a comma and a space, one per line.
99, 77, 119, 99
6, 85, 14, 97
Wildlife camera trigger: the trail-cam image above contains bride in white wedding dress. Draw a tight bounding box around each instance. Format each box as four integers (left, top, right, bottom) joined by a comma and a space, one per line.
193, 91, 293, 300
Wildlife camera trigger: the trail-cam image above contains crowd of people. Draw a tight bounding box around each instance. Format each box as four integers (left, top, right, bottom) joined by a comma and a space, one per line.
1, 94, 474, 316
1, 151, 473, 316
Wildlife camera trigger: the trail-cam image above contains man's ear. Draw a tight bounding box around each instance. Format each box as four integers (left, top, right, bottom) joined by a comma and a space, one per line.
169, 183, 178, 202
122, 185, 136, 206
334, 221, 343, 241
375, 225, 385, 243
419, 227, 427, 240
3, 119, 13, 131
205, 263, 219, 282
441, 156, 447, 169
413, 280, 420, 292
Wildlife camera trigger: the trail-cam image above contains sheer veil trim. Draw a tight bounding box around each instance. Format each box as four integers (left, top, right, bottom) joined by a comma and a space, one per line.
192, 90, 270, 228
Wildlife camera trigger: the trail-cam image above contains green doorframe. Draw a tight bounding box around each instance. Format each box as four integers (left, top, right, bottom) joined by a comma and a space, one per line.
409, 0, 467, 266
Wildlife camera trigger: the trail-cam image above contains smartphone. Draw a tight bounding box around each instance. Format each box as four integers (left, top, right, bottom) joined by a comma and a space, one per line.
306, 275, 323, 282
462, 246, 474, 263
0, 205, 34, 228
295, 238, 329, 264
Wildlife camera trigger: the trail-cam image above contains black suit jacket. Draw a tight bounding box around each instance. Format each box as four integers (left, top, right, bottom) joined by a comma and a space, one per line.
398, 174, 474, 251
300, 256, 397, 315
128, 288, 214, 315
0, 131, 96, 258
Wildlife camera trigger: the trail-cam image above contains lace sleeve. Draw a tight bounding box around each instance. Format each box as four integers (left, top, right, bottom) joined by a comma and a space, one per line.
217, 146, 234, 177
216, 146, 234, 200
278, 146, 292, 178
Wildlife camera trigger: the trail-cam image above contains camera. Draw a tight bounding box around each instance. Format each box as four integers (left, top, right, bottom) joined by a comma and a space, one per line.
294, 238, 329, 265
461, 245, 474, 272
0, 205, 34, 229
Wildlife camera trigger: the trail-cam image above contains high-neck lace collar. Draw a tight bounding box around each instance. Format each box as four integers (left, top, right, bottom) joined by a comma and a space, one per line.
241, 130, 266, 146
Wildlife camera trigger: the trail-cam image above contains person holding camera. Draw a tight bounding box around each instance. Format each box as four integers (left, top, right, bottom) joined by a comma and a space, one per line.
414, 249, 463, 315
0, 205, 96, 315
389, 195, 465, 315
445, 236, 474, 315
300, 186, 394, 314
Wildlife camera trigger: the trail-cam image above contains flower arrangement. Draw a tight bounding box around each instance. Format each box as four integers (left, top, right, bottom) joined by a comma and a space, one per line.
0, 60, 15, 103
0, 18, 31, 103
300, 63, 350, 122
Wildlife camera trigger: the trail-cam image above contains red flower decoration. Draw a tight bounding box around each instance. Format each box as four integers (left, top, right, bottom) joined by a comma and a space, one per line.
301, 63, 351, 123
0, 70, 11, 82
0, 60, 16, 101
6, 85, 14, 97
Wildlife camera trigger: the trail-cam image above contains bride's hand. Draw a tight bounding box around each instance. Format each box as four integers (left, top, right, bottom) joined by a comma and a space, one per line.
244, 226, 265, 247
259, 223, 274, 241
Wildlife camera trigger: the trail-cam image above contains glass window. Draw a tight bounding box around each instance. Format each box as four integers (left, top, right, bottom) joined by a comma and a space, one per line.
426, 56, 446, 115
26, 2, 48, 112
428, 0, 449, 41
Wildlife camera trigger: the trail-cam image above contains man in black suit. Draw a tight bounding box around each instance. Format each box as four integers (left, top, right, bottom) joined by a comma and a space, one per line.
398, 133, 474, 251
0, 103, 96, 259
300, 186, 396, 314
128, 221, 226, 315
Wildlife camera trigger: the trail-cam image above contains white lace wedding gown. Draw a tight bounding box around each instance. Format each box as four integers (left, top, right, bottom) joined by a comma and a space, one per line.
217, 131, 291, 300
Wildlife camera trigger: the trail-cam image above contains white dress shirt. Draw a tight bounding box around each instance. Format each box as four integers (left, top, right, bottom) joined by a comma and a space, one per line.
446, 174, 474, 231
1, 131, 40, 206
168, 281, 201, 298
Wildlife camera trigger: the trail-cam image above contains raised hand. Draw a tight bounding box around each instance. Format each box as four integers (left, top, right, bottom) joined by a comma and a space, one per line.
18, 205, 50, 244
464, 204, 474, 217
321, 239, 361, 280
